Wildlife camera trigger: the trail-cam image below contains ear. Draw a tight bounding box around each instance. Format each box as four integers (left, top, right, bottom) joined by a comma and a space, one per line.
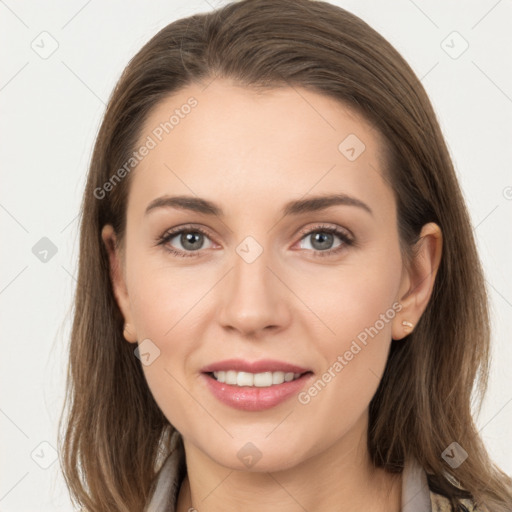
392, 222, 443, 340
101, 224, 138, 343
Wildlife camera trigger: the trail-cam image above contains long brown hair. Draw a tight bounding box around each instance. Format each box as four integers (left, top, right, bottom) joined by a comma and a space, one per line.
58, 0, 512, 510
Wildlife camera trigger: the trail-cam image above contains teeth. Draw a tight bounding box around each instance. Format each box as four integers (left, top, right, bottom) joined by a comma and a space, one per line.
212, 370, 302, 387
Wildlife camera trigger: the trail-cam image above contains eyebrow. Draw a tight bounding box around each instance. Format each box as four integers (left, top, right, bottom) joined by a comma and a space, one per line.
144, 193, 373, 218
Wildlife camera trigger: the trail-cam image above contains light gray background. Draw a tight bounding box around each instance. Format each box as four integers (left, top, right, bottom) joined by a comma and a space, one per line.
1, 0, 511, 510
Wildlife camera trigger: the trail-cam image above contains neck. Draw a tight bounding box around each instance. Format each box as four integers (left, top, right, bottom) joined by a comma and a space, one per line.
176, 412, 402, 512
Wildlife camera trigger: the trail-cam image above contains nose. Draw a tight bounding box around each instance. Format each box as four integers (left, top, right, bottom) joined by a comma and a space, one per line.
217, 244, 292, 338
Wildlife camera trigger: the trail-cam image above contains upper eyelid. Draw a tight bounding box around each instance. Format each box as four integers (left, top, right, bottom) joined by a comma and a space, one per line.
297, 223, 353, 239
161, 224, 216, 242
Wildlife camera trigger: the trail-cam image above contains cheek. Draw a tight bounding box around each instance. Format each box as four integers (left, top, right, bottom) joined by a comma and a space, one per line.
128, 274, 198, 365
303, 245, 402, 414
127, 247, 208, 340
128, 290, 199, 435
125, 254, 214, 429
299, 238, 401, 342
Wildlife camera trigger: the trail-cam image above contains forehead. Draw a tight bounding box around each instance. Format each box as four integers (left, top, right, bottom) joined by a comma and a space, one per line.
128, 79, 392, 220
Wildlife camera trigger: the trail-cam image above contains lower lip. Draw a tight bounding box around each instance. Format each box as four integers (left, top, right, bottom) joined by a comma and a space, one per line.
202, 372, 314, 411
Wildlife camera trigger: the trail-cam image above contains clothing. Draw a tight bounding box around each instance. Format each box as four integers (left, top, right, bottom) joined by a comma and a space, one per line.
145, 431, 480, 512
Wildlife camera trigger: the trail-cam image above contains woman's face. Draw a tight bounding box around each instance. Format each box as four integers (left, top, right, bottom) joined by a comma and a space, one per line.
103, 78, 422, 471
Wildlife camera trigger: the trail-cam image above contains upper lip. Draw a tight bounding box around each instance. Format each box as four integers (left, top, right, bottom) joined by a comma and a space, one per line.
201, 358, 312, 374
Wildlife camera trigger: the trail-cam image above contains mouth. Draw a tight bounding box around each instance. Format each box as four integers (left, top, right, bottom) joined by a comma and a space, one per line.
200, 358, 314, 410
204, 370, 313, 388
202, 369, 315, 411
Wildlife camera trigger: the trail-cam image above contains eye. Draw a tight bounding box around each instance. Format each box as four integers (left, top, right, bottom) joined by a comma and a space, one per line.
296, 224, 355, 258
156, 223, 355, 258
156, 225, 215, 258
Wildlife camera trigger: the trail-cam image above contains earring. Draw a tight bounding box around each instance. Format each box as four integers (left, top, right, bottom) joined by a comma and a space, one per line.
402, 320, 414, 334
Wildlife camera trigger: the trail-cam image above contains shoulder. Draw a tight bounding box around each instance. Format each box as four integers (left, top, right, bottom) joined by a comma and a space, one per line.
403, 457, 485, 512
429, 486, 485, 511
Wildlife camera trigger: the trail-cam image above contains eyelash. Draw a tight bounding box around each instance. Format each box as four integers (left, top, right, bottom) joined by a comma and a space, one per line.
156, 224, 355, 259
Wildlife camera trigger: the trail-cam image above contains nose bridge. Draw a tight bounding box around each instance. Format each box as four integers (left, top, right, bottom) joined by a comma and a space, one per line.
217, 233, 289, 335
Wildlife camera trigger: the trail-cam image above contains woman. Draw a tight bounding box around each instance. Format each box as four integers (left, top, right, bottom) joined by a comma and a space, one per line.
58, 0, 512, 510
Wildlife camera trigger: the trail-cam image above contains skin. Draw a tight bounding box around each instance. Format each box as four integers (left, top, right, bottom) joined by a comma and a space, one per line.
102, 78, 442, 512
